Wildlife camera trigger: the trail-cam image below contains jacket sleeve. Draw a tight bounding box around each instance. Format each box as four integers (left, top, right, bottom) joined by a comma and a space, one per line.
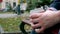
50, 0, 60, 10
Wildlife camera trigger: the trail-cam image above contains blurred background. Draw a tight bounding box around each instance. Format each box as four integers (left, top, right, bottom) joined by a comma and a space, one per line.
0, 0, 53, 34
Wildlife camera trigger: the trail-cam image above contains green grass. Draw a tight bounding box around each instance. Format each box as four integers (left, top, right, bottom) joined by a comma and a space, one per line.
0, 13, 31, 33
0, 17, 21, 32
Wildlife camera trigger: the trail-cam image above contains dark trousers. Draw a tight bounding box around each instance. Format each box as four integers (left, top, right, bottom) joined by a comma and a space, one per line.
30, 30, 38, 34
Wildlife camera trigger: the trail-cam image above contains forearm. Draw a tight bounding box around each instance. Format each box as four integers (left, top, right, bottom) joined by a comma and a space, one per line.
54, 11, 60, 24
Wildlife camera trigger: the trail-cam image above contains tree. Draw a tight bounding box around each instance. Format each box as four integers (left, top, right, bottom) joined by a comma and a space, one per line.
27, 0, 53, 10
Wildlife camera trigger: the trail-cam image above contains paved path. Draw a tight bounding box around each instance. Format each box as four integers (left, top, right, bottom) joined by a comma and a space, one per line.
0, 14, 18, 18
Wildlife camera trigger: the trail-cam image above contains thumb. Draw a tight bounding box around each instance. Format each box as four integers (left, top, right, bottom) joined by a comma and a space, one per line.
35, 27, 45, 33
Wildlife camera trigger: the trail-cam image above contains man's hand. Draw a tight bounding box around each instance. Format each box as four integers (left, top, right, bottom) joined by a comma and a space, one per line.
30, 11, 60, 33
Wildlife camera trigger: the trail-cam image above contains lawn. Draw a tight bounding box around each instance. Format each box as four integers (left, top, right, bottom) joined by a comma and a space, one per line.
0, 11, 31, 33
0, 17, 21, 32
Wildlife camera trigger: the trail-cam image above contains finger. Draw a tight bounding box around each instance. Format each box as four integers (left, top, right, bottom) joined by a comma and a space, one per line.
29, 17, 40, 24
30, 18, 44, 27
31, 18, 44, 24
39, 10, 45, 13
31, 18, 39, 23
31, 21, 44, 29
29, 13, 43, 19
31, 23, 41, 29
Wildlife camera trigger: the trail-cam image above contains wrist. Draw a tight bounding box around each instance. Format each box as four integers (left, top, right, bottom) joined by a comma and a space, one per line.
57, 11, 60, 18
56, 11, 60, 22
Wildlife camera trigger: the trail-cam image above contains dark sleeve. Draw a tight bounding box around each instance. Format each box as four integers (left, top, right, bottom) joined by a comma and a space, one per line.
50, 0, 60, 10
